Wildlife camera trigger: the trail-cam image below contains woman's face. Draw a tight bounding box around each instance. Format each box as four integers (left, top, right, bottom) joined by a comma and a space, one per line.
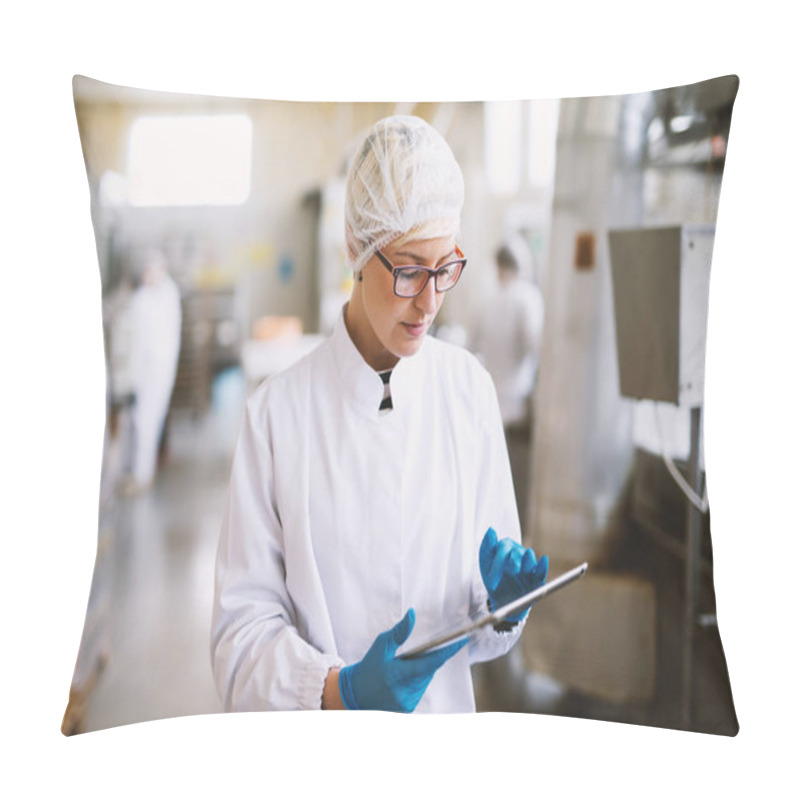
350, 235, 457, 371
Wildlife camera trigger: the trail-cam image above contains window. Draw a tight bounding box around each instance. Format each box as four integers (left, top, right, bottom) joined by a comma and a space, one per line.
528, 98, 559, 188
484, 101, 523, 195
485, 100, 559, 195
127, 114, 252, 206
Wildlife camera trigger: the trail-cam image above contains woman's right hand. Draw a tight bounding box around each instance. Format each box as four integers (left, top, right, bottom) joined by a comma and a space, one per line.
336, 609, 467, 712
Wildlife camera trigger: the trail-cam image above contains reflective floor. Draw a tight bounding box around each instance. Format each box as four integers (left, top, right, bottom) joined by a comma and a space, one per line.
78, 372, 243, 732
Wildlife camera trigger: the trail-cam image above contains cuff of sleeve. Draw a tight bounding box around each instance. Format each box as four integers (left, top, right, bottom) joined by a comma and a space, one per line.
488, 598, 529, 631
300, 654, 345, 710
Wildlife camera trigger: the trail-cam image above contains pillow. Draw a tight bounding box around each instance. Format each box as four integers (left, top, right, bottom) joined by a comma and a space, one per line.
63, 74, 738, 735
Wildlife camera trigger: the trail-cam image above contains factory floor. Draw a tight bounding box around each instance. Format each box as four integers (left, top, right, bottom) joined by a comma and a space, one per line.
70, 368, 737, 735
74, 373, 240, 733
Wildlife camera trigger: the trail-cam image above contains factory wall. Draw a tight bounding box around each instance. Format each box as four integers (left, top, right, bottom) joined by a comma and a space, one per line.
528, 93, 647, 563
75, 93, 395, 335
74, 84, 556, 349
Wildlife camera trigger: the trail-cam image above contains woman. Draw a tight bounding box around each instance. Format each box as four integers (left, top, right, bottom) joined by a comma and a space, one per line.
211, 115, 548, 713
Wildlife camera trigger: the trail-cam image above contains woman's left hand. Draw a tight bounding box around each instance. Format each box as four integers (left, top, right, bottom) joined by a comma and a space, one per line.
479, 527, 549, 623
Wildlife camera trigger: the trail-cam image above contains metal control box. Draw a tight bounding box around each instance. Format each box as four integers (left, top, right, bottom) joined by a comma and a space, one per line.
608, 225, 714, 407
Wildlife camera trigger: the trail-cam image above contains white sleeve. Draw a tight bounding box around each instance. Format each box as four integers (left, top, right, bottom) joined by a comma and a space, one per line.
210, 397, 343, 711
466, 367, 527, 664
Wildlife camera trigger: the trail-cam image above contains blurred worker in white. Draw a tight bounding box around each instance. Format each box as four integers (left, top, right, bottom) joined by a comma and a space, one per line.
472, 239, 545, 428
124, 248, 182, 493
471, 240, 544, 528
212, 116, 549, 713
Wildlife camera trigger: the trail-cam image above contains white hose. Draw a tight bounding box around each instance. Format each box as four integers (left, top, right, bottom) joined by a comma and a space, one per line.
653, 402, 709, 513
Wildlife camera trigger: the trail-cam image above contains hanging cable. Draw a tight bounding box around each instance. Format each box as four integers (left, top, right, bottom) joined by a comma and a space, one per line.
653, 402, 709, 513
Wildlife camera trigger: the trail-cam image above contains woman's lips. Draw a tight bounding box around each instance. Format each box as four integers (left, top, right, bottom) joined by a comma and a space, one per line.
402, 321, 427, 337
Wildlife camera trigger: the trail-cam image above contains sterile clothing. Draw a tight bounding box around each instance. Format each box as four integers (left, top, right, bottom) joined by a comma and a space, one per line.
472, 278, 544, 426
128, 273, 182, 485
211, 308, 524, 713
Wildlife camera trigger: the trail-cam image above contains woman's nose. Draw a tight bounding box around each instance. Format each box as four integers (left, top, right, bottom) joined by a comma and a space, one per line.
415, 276, 438, 313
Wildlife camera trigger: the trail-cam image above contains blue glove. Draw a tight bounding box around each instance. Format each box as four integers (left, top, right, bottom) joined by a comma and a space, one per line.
338, 609, 467, 712
479, 527, 549, 623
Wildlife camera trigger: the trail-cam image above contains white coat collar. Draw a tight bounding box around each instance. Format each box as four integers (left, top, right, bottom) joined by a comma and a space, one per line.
332, 306, 425, 418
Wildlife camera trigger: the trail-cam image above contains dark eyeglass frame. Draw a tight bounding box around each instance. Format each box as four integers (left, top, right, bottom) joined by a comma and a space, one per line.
374, 245, 468, 298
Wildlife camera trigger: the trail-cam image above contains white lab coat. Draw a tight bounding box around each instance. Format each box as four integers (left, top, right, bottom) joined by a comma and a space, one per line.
212, 309, 524, 712
128, 273, 182, 484
472, 278, 545, 426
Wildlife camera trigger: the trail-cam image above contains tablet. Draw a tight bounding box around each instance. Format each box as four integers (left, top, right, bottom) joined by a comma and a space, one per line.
397, 562, 589, 659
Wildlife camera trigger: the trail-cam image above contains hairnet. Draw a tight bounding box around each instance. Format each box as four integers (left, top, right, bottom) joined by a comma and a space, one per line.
344, 116, 465, 274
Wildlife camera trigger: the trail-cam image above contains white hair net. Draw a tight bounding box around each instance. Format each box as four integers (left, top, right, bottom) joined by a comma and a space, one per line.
344, 115, 465, 274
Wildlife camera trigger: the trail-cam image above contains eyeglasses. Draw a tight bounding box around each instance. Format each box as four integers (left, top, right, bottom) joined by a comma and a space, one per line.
374, 245, 467, 298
